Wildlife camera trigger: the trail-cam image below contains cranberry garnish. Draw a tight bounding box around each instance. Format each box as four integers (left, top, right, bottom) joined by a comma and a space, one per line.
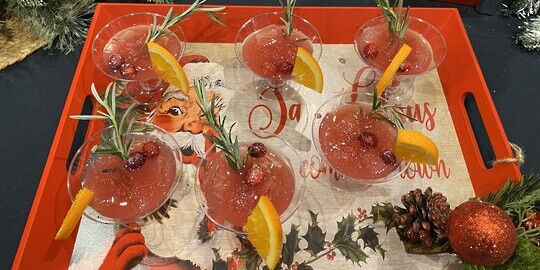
262, 62, 278, 76
358, 132, 378, 148
108, 54, 125, 71
120, 63, 137, 79
398, 60, 412, 73
380, 149, 397, 166
124, 152, 146, 171
143, 141, 160, 159
277, 62, 294, 74
248, 142, 267, 158
244, 164, 264, 187
362, 43, 379, 60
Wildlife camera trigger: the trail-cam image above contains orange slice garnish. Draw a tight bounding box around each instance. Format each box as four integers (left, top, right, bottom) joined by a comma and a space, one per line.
243, 196, 283, 270
395, 129, 439, 165
147, 41, 190, 93
375, 43, 412, 96
55, 188, 94, 240
292, 47, 324, 93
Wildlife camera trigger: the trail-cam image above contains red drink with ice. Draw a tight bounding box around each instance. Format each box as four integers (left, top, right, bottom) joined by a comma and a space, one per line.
241, 24, 313, 82
82, 136, 178, 223
199, 144, 295, 230
318, 103, 400, 180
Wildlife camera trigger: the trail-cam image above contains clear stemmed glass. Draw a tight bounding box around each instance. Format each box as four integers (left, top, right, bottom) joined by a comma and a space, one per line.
354, 16, 446, 104
92, 12, 186, 108
312, 91, 410, 191
194, 129, 307, 235
235, 12, 322, 99
67, 122, 187, 261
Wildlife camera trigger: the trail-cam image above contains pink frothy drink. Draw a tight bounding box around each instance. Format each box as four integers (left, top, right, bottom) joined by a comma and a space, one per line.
318, 102, 401, 180
199, 144, 295, 230
83, 135, 178, 223
241, 24, 314, 82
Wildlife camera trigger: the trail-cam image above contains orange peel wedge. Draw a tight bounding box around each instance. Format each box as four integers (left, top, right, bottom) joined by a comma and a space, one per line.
375, 43, 412, 96
395, 129, 439, 165
292, 47, 324, 93
243, 196, 283, 270
55, 188, 94, 240
147, 41, 190, 93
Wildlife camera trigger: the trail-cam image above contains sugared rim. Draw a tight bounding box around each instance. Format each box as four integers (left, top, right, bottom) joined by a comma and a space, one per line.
311, 91, 411, 187
193, 129, 307, 235
353, 15, 447, 77
91, 12, 186, 82
66, 122, 184, 225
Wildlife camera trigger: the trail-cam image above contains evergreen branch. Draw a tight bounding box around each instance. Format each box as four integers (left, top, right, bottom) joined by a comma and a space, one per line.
145, 0, 225, 43
483, 174, 540, 210
375, 0, 410, 38
193, 78, 245, 170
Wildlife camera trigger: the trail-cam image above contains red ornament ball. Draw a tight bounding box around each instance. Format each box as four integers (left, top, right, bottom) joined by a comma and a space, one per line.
447, 200, 516, 267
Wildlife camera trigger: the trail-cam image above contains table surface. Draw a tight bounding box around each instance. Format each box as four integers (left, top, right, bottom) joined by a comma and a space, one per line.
1, 0, 539, 268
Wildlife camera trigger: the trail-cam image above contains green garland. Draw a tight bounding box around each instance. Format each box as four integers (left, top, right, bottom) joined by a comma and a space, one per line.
0, 0, 174, 54
503, 0, 540, 51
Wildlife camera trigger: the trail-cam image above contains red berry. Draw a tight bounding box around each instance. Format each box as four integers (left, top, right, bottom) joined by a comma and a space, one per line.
380, 149, 397, 166
107, 54, 125, 71
277, 62, 294, 74
398, 60, 412, 72
248, 142, 267, 158
362, 43, 379, 60
124, 152, 146, 171
326, 254, 334, 261
143, 141, 160, 159
244, 164, 264, 186
331, 251, 336, 257
120, 63, 137, 79
358, 132, 378, 148
262, 61, 278, 76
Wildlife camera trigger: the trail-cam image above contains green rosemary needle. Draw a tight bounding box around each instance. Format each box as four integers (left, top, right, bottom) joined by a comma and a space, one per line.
145, 0, 225, 43
370, 87, 415, 129
375, 0, 410, 38
70, 82, 152, 160
193, 78, 246, 170
278, 0, 297, 36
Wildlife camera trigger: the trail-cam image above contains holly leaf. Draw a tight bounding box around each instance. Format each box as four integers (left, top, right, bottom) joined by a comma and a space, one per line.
371, 202, 395, 232
211, 248, 228, 270
298, 263, 315, 270
237, 237, 263, 270
359, 226, 380, 252
333, 213, 369, 265
281, 223, 301, 268
302, 211, 327, 256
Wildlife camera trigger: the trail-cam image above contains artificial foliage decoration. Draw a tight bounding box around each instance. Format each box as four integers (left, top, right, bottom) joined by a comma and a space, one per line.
1, 0, 95, 54
503, 0, 540, 51
209, 210, 386, 269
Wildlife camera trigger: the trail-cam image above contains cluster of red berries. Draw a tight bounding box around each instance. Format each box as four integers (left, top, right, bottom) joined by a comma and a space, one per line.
326, 251, 337, 261
108, 54, 137, 79
124, 140, 160, 171
362, 43, 411, 72
357, 207, 368, 220
523, 212, 540, 229
261, 61, 294, 77
357, 132, 397, 166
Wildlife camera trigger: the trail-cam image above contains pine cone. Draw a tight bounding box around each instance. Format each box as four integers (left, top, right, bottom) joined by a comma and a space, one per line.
393, 187, 450, 248
427, 192, 451, 237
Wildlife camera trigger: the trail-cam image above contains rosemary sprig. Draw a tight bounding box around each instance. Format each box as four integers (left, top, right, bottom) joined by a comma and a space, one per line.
145, 0, 225, 43
278, 0, 297, 36
369, 87, 414, 129
70, 82, 152, 160
193, 78, 245, 170
375, 0, 410, 39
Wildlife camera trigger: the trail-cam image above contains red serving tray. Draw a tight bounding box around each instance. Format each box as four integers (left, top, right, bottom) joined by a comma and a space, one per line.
13, 4, 520, 269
